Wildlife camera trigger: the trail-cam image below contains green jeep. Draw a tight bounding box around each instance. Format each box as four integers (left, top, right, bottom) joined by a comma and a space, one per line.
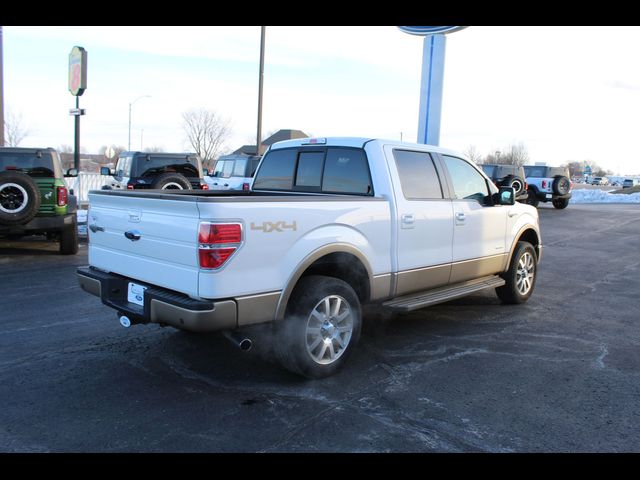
0, 147, 79, 254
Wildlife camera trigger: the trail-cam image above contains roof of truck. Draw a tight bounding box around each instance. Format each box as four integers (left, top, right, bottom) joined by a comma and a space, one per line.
268, 137, 468, 159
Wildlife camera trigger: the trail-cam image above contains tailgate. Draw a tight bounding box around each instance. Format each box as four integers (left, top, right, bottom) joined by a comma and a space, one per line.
87, 191, 201, 297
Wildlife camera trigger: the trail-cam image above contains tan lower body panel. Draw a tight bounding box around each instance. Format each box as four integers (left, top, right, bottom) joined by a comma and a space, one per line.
449, 254, 508, 284
236, 291, 281, 326
395, 264, 451, 297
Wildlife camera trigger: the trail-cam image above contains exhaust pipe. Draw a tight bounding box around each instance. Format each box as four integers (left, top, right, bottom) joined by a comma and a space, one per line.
223, 330, 252, 351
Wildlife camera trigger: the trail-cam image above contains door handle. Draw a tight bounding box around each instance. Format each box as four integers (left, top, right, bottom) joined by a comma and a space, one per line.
401, 214, 415, 223
508, 210, 518, 217
124, 230, 142, 241
456, 212, 466, 221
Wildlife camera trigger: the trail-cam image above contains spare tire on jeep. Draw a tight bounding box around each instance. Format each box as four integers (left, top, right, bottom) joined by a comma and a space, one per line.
0, 171, 41, 226
503, 174, 525, 195
150, 173, 192, 190
552, 175, 571, 195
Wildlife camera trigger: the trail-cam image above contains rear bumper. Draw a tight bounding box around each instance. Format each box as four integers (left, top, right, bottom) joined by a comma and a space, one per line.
0, 213, 76, 234
534, 191, 572, 201
77, 266, 237, 332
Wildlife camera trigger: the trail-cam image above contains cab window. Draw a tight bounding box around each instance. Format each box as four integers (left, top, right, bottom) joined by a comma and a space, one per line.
442, 155, 490, 202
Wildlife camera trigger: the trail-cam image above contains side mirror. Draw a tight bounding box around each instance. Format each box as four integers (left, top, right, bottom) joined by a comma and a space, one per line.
494, 186, 515, 205
100, 167, 112, 176
65, 168, 79, 177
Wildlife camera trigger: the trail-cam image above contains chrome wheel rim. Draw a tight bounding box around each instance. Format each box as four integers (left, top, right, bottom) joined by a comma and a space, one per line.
511, 180, 523, 194
516, 251, 535, 295
161, 182, 184, 190
0, 183, 28, 214
305, 295, 353, 365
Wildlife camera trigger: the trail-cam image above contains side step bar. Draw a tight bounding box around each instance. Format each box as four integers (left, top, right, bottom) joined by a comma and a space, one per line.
383, 275, 506, 312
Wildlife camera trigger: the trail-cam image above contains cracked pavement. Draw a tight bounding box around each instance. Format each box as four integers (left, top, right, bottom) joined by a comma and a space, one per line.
1, 203, 639, 452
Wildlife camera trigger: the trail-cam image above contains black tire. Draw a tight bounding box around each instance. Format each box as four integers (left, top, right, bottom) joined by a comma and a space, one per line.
60, 216, 79, 255
0, 171, 41, 226
150, 173, 192, 190
552, 175, 571, 195
552, 198, 569, 209
274, 275, 362, 379
525, 188, 539, 208
508, 176, 525, 195
496, 241, 537, 304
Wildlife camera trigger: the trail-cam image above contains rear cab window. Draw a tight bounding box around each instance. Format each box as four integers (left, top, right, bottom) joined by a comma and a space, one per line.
253, 147, 373, 195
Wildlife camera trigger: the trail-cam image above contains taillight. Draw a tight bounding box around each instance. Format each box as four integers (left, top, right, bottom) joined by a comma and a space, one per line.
541, 180, 548, 189
127, 184, 134, 190
242, 182, 250, 191
57, 186, 68, 206
198, 222, 242, 269
201, 183, 209, 190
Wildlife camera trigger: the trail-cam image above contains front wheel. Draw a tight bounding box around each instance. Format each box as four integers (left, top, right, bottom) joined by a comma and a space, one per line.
552, 198, 569, 209
496, 241, 537, 304
274, 275, 362, 379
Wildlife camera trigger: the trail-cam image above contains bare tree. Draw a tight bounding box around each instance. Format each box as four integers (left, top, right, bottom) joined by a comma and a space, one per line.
4, 110, 29, 147
486, 142, 529, 166
145, 145, 165, 153
182, 108, 231, 169
464, 145, 482, 164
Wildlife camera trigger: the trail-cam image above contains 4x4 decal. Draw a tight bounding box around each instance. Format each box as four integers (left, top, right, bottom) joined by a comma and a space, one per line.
250, 221, 297, 233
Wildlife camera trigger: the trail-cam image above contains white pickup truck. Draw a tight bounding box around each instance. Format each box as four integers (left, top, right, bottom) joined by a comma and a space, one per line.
77, 137, 542, 378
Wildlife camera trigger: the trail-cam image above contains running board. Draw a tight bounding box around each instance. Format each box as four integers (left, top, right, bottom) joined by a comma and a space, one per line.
383, 275, 506, 312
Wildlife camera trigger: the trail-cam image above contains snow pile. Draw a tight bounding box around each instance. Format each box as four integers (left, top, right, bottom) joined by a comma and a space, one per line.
571, 189, 640, 203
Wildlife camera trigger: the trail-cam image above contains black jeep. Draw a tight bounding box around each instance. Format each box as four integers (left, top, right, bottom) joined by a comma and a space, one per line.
480, 164, 529, 202
100, 151, 208, 190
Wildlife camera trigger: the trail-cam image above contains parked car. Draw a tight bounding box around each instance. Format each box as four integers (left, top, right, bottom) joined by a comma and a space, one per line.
78, 137, 541, 378
623, 178, 638, 188
100, 151, 209, 190
205, 155, 261, 191
591, 176, 609, 186
523, 165, 572, 209
480, 164, 528, 202
0, 147, 79, 254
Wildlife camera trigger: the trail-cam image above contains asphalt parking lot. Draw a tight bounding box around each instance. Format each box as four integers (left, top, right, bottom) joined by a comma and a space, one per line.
1, 203, 639, 452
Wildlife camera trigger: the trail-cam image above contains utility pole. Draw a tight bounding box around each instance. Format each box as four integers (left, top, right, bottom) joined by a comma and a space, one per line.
256, 26, 266, 156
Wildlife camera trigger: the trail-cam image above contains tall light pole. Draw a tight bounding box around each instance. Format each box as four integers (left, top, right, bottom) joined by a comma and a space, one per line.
128, 95, 150, 151
0, 26, 4, 146
256, 26, 265, 156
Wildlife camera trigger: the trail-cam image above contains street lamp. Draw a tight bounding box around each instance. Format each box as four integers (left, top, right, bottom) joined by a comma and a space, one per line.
128, 95, 151, 151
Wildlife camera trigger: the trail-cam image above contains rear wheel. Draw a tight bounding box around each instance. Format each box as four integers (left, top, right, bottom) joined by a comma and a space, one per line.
496, 241, 537, 304
274, 275, 362, 379
525, 189, 539, 207
552, 198, 569, 209
59, 217, 79, 255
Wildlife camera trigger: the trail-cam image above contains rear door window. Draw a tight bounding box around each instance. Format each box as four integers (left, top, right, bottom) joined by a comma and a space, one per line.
393, 149, 443, 199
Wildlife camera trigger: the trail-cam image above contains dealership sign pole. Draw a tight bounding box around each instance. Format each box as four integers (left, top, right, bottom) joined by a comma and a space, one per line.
398, 27, 466, 146
68, 46, 87, 171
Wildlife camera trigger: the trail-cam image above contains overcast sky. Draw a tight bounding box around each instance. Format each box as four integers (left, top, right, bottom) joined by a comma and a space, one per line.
3, 26, 640, 174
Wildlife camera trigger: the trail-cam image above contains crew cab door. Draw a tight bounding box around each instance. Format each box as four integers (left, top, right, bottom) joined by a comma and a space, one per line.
385, 147, 454, 296
438, 154, 509, 283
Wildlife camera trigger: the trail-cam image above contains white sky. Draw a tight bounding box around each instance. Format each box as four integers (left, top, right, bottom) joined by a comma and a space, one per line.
3, 26, 640, 174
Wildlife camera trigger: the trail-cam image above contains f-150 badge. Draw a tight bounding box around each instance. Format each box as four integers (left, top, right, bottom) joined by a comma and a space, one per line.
250, 221, 297, 233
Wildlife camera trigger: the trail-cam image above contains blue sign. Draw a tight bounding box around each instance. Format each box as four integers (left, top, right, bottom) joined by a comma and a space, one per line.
397, 26, 467, 36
